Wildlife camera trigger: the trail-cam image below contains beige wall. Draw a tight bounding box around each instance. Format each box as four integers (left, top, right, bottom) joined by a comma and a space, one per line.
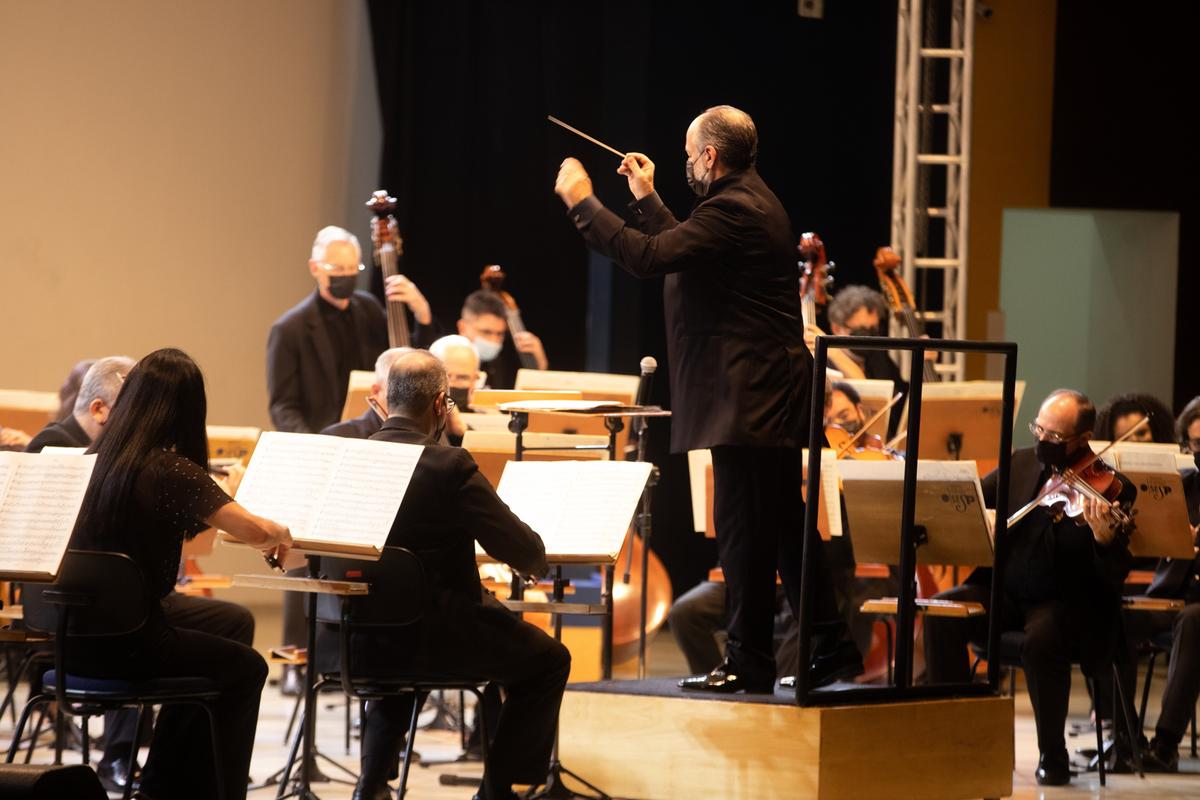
0, 0, 381, 429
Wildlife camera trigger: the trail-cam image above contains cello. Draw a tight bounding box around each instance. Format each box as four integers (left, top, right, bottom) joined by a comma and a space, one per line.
798, 232, 834, 330
872, 246, 937, 382
366, 190, 411, 348
479, 264, 538, 370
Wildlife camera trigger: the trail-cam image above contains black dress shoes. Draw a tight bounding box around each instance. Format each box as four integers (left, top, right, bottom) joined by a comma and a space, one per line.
350, 784, 393, 800
96, 754, 139, 794
1035, 750, 1072, 786
809, 640, 864, 688
1143, 737, 1180, 773
678, 659, 774, 694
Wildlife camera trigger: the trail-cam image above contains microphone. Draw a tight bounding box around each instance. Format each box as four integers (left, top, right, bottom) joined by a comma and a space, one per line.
635, 356, 657, 407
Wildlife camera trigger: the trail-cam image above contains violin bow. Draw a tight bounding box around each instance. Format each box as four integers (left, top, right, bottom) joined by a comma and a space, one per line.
834, 393, 903, 459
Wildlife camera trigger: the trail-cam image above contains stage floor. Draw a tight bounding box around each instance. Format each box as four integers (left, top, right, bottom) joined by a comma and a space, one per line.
4, 614, 1200, 798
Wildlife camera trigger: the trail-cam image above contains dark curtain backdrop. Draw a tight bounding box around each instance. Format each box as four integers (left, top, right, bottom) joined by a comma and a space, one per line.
1051, 0, 1198, 412
366, 0, 899, 597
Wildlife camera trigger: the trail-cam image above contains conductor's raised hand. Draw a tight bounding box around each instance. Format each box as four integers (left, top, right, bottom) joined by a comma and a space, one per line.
555, 158, 593, 208
618, 152, 655, 200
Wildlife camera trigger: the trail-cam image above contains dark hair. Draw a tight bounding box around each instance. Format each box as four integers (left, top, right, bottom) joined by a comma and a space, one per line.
827, 285, 889, 328
697, 106, 758, 171
825, 380, 863, 408
73, 348, 211, 548
1177, 395, 1200, 446
1045, 388, 1096, 435
56, 359, 96, 421
387, 350, 447, 415
460, 290, 508, 321
1095, 392, 1175, 444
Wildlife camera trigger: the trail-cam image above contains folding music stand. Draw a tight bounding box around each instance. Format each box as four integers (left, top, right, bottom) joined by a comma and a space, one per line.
912, 381, 1026, 470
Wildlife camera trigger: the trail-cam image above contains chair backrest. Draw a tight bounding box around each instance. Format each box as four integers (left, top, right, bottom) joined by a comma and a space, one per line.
21, 550, 149, 638
315, 546, 426, 629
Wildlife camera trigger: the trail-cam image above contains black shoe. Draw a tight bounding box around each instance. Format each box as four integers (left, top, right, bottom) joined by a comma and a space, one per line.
1143, 737, 1179, 773
678, 659, 774, 694
808, 640, 864, 688
472, 788, 519, 800
96, 755, 139, 794
280, 664, 302, 697
1035, 750, 1072, 786
350, 783, 392, 800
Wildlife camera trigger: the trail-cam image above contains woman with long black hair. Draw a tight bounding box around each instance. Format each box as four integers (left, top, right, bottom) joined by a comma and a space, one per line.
70, 347, 291, 800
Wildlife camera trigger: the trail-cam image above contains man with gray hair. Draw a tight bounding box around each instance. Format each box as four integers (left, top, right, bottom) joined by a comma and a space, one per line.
320, 346, 412, 439
267, 225, 430, 433
26, 355, 134, 452
555, 105, 862, 693
316, 349, 568, 800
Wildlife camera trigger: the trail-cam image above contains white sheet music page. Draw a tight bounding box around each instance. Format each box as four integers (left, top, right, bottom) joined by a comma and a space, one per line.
234, 432, 343, 535
494, 460, 652, 560
0, 452, 96, 578
310, 438, 422, 550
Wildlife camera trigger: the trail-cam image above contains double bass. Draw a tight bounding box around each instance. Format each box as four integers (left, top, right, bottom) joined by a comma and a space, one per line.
873, 246, 937, 382
798, 232, 834, 330
479, 264, 538, 370
366, 190, 411, 348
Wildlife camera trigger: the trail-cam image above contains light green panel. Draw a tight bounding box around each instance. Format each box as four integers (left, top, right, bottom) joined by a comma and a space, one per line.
1000, 209, 1179, 445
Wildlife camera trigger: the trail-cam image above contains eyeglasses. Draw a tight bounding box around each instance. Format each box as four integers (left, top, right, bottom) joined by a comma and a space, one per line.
315, 261, 365, 275
1028, 421, 1078, 444
1184, 437, 1200, 453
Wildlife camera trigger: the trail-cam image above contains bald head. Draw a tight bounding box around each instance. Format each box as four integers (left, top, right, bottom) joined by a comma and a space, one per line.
688, 105, 758, 172
1034, 389, 1096, 454
386, 350, 448, 417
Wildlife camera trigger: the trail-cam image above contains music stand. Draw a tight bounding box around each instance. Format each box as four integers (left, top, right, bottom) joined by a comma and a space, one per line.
912, 381, 1026, 469
1090, 443, 1195, 560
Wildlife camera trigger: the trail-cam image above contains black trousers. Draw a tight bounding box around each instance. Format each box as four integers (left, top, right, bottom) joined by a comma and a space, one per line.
101, 593, 255, 762
710, 445, 840, 682
666, 581, 803, 677
73, 599, 266, 800
924, 584, 1134, 756
1124, 602, 1200, 745
350, 597, 570, 792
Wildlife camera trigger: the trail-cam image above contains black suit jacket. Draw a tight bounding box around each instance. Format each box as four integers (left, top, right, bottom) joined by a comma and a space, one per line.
571, 168, 812, 453
316, 416, 547, 673
1147, 470, 1200, 599
266, 290, 387, 433
319, 408, 382, 440
25, 414, 90, 453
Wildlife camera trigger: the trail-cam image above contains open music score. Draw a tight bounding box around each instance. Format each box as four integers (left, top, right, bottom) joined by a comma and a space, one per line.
1088, 440, 1195, 559
0, 452, 96, 580
233, 432, 422, 558
482, 460, 654, 563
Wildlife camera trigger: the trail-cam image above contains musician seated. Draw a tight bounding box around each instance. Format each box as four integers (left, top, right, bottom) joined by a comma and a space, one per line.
316, 350, 568, 800
25, 356, 132, 453
1125, 396, 1200, 772
320, 346, 412, 439
269, 225, 420, 433
53, 358, 97, 422
457, 289, 547, 389
69, 347, 292, 800
430, 334, 481, 411
1096, 391, 1176, 444
923, 389, 1139, 786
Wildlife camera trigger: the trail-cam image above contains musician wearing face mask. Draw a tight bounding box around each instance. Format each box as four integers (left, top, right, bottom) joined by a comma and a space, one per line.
1095, 392, 1176, 444
455, 290, 547, 390
320, 347, 412, 440
923, 389, 1140, 785
1126, 396, 1200, 772
266, 226, 390, 433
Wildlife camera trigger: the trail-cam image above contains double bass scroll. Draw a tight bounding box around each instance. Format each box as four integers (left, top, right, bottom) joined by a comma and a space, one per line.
366, 190, 411, 348
480, 264, 539, 370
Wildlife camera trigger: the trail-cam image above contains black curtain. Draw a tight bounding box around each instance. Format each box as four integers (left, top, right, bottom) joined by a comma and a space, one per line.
1051, 0, 1198, 412
366, 0, 899, 597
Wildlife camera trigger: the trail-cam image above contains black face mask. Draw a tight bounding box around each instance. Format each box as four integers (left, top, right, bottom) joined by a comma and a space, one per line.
327, 275, 357, 299
838, 419, 863, 435
849, 325, 881, 338
1193, 451, 1200, 471
449, 386, 471, 412
1035, 439, 1070, 470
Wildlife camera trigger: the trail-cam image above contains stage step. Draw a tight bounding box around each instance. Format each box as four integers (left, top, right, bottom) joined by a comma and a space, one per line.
559, 679, 1013, 800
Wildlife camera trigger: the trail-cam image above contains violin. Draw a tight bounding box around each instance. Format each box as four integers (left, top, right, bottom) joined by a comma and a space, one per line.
825, 392, 905, 460
1036, 451, 1133, 528
366, 190, 411, 348
480, 264, 538, 370
873, 246, 937, 382
798, 232, 834, 330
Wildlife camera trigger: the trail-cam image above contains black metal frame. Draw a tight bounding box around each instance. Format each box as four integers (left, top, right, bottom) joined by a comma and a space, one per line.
794, 335, 1019, 707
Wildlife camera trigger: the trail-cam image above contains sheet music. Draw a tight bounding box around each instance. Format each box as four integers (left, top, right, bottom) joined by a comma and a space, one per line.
499, 399, 629, 413
235, 432, 421, 551
494, 460, 653, 559
0, 453, 96, 577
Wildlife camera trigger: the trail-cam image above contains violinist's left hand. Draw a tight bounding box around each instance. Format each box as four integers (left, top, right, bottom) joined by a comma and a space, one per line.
1083, 496, 1118, 546
555, 158, 593, 208
514, 331, 549, 370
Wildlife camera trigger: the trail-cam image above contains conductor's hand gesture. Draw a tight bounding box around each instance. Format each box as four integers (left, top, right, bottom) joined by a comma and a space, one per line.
618, 152, 655, 201
555, 158, 593, 208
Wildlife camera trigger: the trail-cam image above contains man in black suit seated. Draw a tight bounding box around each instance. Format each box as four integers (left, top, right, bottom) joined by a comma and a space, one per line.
319, 350, 569, 800
319, 346, 411, 439
924, 389, 1139, 786
25, 356, 132, 453
555, 104, 860, 693
1127, 396, 1200, 771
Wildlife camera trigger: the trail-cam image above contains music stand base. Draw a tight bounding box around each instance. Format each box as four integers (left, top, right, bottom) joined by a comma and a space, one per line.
523, 759, 612, 800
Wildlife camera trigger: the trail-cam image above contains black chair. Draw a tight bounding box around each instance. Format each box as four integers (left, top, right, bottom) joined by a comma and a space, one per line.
308, 546, 492, 800
970, 630, 1142, 786
4, 550, 226, 800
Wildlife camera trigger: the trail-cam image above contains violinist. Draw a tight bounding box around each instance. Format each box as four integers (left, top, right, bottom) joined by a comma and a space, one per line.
1095, 392, 1176, 444
924, 389, 1140, 786
1127, 396, 1200, 772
